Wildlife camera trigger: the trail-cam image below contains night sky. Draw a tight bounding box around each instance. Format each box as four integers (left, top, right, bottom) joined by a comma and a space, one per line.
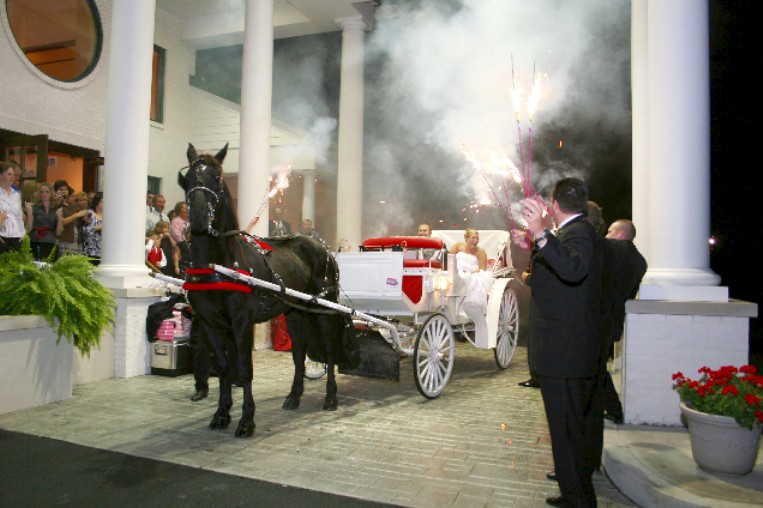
708, 1, 761, 352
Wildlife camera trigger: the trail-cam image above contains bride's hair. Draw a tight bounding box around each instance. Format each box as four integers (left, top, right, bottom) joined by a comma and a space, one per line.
463, 227, 478, 240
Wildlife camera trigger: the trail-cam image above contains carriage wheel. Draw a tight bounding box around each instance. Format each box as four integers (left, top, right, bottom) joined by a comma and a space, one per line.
304, 358, 327, 380
493, 287, 519, 369
413, 313, 455, 399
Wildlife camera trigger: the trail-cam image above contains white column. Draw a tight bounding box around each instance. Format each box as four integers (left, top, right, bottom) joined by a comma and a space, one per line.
335, 17, 367, 250
98, 0, 156, 286
238, 0, 273, 238
631, 0, 649, 259
640, 0, 723, 300
301, 169, 315, 224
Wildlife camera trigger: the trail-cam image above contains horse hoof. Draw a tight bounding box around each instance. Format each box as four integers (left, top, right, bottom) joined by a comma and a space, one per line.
209, 415, 231, 429
323, 398, 338, 411
282, 396, 301, 411
235, 420, 255, 438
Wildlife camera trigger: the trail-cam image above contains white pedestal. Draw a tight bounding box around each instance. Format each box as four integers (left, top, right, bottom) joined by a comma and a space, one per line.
622, 299, 757, 426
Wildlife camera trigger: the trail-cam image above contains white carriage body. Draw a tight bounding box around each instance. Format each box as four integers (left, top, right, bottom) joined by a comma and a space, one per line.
336, 230, 515, 350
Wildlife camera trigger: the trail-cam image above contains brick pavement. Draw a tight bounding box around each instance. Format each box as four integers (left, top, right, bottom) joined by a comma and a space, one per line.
0, 344, 636, 507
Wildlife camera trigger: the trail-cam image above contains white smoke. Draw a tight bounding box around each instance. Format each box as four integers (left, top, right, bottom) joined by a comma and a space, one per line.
363, 0, 631, 231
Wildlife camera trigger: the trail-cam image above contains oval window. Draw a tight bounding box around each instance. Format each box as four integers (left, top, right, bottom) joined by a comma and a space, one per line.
5, 0, 102, 82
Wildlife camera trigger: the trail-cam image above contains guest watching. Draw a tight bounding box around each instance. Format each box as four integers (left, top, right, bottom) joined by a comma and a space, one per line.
299, 218, 316, 237
9, 161, 22, 191
0, 162, 25, 254
145, 229, 167, 274
514, 177, 604, 508
56, 189, 88, 257
81, 192, 103, 265
154, 220, 180, 277
145, 194, 170, 232
602, 219, 647, 422
169, 201, 189, 244
170, 202, 190, 274
53, 180, 71, 208
146, 191, 156, 213
269, 207, 291, 237
24, 182, 59, 260
417, 222, 441, 260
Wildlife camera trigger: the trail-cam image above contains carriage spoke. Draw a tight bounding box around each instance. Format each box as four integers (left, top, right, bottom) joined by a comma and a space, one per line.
413, 313, 454, 399
494, 288, 519, 369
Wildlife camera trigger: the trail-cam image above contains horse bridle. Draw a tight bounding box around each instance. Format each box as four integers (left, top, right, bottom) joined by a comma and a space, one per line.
184, 157, 222, 237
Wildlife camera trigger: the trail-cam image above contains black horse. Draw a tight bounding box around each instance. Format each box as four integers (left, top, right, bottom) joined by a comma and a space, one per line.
178, 143, 358, 437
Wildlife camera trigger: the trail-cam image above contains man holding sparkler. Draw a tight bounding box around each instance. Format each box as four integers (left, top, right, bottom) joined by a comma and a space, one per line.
514, 177, 604, 508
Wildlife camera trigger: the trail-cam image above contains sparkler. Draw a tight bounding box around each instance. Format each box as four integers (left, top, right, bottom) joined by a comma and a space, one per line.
245, 162, 293, 232
511, 57, 544, 198
511, 54, 528, 197
458, 58, 547, 233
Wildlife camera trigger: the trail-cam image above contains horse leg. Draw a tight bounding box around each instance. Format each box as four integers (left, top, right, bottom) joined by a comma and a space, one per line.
205, 327, 232, 430
282, 314, 306, 410
323, 357, 338, 411
321, 314, 342, 411
210, 374, 233, 429
231, 321, 255, 437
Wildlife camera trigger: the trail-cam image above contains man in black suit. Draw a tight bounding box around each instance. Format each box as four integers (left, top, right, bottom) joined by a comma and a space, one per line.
516, 177, 604, 508
269, 207, 292, 237
602, 219, 647, 421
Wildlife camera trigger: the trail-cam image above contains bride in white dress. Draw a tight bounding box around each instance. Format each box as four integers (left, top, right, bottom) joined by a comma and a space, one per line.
449, 228, 493, 314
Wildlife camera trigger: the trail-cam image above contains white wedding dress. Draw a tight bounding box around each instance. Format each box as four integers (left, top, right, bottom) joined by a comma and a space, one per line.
455, 251, 493, 314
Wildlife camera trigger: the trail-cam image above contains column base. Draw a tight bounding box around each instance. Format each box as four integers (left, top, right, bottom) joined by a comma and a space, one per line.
641, 267, 721, 287
96, 264, 156, 290
639, 284, 728, 302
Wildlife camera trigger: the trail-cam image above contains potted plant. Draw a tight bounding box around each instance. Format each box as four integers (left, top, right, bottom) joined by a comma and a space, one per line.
0, 237, 115, 356
672, 365, 763, 475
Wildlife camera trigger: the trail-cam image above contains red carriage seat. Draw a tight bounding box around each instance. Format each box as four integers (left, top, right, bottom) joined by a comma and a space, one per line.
360, 236, 444, 304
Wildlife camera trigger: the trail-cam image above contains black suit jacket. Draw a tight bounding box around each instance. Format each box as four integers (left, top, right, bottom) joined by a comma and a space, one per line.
606, 239, 647, 342
526, 216, 604, 378
269, 219, 292, 237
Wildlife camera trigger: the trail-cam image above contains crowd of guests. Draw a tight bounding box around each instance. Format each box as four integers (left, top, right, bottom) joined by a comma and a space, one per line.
144, 192, 190, 278
0, 161, 102, 263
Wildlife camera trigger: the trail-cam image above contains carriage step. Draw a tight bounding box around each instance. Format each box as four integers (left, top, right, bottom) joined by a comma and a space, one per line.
339, 329, 400, 381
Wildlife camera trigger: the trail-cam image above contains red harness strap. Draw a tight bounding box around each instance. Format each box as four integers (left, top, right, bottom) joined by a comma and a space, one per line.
244, 236, 273, 251
183, 268, 252, 293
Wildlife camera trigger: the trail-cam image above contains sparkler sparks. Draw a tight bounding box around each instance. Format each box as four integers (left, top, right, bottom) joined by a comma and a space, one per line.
246, 161, 294, 232
510, 57, 544, 198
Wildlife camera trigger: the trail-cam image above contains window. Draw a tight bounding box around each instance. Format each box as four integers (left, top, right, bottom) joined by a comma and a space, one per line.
151, 45, 166, 123
147, 176, 161, 196
5, 0, 102, 82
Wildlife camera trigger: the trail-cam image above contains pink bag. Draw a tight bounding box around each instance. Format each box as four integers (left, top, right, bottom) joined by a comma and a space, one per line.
156, 319, 176, 341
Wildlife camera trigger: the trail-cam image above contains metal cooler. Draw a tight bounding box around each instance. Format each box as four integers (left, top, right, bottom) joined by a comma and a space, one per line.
151, 336, 191, 376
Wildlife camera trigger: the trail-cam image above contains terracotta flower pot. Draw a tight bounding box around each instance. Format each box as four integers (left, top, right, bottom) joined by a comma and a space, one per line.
680, 401, 763, 475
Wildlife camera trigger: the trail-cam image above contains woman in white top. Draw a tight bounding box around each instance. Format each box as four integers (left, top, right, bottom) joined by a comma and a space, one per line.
0, 162, 25, 254
448, 227, 493, 313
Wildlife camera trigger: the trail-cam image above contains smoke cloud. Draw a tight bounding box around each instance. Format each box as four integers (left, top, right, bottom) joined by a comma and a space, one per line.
362, 0, 632, 236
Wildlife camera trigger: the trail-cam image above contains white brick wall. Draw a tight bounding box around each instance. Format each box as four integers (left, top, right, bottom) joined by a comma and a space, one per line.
622, 305, 752, 426
112, 296, 159, 378
0, 0, 113, 152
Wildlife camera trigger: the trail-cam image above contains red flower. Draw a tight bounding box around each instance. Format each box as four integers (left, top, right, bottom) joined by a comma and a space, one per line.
673, 365, 763, 430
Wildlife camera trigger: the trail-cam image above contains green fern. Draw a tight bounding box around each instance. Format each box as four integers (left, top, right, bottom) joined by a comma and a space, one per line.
0, 236, 115, 356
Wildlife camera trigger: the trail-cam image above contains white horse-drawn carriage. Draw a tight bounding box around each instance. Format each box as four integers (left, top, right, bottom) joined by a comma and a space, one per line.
333, 230, 521, 398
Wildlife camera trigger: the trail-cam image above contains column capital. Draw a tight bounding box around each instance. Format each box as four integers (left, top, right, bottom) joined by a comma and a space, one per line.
335, 16, 368, 32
